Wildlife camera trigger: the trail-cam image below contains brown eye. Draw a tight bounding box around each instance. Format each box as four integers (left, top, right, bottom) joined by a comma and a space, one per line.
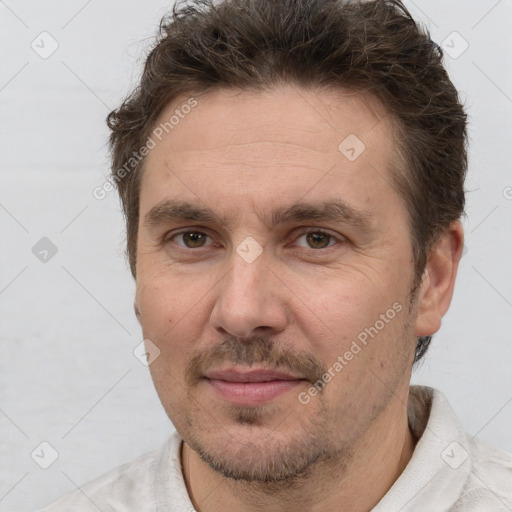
173, 231, 211, 248
305, 232, 332, 249
295, 230, 338, 249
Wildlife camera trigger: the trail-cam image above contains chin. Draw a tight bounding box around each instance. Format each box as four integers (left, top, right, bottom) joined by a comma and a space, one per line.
180, 414, 344, 485
191, 437, 325, 483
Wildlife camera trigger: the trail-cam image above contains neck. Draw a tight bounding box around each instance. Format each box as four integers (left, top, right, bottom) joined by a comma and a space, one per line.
181, 390, 416, 512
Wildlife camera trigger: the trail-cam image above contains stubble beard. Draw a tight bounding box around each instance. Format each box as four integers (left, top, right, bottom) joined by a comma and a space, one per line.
181, 396, 352, 491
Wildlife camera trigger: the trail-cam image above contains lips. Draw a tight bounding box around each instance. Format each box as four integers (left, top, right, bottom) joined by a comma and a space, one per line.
203, 367, 307, 405
204, 368, 304, 382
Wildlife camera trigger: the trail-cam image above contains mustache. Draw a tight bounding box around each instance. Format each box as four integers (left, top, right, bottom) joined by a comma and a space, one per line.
185, 336, 326, 386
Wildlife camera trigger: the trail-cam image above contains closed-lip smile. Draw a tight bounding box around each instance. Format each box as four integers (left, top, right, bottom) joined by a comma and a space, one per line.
203, 367, 307, 405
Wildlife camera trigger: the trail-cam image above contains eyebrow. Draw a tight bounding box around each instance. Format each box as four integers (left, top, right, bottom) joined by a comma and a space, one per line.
143, 199, 375, 233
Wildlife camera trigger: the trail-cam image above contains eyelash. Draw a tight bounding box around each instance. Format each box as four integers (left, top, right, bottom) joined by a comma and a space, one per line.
163, 228, 344, 252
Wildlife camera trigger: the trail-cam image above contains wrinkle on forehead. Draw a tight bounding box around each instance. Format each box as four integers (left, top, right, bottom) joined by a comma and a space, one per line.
148, 85, 394, 156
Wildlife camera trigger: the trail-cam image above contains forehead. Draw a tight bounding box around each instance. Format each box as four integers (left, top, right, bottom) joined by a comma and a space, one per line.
139, 85, 402, 226
149, 86, 393, 153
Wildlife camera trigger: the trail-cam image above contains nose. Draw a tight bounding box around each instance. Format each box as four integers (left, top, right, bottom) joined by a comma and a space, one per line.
210, 248, 289, 339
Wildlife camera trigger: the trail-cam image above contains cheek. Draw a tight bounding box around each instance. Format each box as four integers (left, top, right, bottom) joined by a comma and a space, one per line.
138, 282, 178, 332
288, 272, 390, 341
292, 273, 408, 376
135, 273, 209, 358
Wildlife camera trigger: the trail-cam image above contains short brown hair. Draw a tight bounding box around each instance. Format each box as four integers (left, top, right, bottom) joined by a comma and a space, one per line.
107, 0, 468, 362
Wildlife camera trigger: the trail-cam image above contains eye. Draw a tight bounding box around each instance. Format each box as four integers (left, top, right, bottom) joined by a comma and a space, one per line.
293, 229, 340, 249
164, 228, 343, 252
167, 230, 213, 249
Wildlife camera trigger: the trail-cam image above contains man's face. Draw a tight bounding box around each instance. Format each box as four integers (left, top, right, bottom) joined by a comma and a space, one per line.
135, 86, 420, 481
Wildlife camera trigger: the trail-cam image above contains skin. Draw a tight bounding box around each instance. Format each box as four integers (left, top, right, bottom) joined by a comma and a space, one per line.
134, 85, 464, 512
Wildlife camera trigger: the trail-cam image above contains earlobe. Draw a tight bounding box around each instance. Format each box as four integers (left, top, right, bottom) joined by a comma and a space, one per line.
414, 221, 464, 337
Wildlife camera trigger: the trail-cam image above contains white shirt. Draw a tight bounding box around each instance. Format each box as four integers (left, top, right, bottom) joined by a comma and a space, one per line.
38, 386, 512, 511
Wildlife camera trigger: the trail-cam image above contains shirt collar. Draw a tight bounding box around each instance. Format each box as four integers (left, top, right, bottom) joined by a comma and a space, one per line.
372, 385, 472, 511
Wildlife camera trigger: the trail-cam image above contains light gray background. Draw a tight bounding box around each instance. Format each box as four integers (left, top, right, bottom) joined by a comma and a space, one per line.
1, 1, 511, 510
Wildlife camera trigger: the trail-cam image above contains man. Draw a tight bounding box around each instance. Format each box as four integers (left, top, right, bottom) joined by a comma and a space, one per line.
40, 0, 512, 510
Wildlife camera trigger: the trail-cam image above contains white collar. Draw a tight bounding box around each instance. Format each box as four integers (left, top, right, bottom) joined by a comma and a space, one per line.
372, 385, 472, 511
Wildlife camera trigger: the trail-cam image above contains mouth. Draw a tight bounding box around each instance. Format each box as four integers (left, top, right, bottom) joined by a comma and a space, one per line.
203, 368, 308, 405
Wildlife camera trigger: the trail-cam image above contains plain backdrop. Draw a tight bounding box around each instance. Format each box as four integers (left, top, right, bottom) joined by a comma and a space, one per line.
1, 1, 511, 510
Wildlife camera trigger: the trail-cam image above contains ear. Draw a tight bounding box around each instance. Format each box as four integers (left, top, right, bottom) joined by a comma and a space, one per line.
134, 300, 142, 325
414, 220, 464, 337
